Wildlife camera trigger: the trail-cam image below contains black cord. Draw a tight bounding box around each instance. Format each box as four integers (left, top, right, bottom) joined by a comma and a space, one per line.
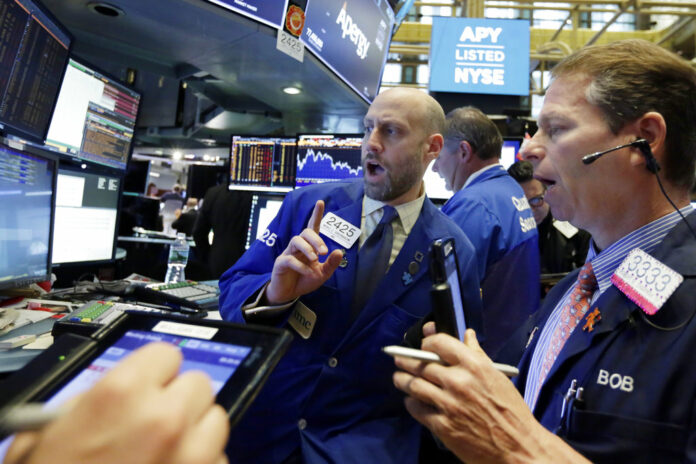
654, 170, 696, 241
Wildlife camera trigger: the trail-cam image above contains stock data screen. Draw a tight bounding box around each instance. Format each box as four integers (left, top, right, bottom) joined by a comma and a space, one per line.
295, 135, 363, 187
229, 136, 296, 192
43, 58, 141, 171
0, 0, 71, 143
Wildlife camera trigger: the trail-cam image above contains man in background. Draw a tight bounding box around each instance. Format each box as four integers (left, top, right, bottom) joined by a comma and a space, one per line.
508, 159, 590, 275
432, 106, 539, 357
193, 184, 252, 279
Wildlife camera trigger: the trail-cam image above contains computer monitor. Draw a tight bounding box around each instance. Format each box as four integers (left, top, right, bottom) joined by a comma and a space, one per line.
245, 193, 285, 249
187, 163, 227, 200
0, 0, 72, 143
41, 57, 142, 171
423, 159, 451, 201
229, 136, 297, 192
500, 137, 523, 170
51, 165, 121, 266
123, 159, 150, 194
295, 134, 363, 188
0, 138, 56, 291
118, 193, 162, 235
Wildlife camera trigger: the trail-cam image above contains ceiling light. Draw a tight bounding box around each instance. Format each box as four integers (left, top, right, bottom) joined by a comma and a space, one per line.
283, 86, 301, 95
87, 2, 124, 17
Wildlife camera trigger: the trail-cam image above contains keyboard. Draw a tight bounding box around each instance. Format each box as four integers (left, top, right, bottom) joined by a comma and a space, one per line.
53, 300, 169, 337
145, 281, 219, 309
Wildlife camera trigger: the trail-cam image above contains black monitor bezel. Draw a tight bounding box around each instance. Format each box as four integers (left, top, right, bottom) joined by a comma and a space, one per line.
49, 160, 124, 268
0, 0, 73, 145
41, 55, 143, 173
0, 137, 57, 291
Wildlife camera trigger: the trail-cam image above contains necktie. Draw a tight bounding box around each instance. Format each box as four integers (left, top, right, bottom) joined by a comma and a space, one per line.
351, 206, 398, 319
535, 261, 598, 395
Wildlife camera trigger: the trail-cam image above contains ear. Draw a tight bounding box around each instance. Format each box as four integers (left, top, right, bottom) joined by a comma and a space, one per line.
424, 133, 444, 164
459, 140, 475, 163
628, 111, 667, 168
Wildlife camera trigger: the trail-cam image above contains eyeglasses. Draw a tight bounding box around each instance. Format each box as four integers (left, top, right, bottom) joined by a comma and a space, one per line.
528, 195, 545, 207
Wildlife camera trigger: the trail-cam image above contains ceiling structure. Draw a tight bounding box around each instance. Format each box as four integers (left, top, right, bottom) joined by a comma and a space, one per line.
41, 0, 696, 150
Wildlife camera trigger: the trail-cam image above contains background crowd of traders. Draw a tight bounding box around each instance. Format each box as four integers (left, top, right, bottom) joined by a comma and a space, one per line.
6, 38, 696, 464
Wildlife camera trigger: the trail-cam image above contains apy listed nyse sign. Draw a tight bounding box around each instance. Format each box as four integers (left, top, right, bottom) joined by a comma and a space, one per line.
429, 18, 529, 96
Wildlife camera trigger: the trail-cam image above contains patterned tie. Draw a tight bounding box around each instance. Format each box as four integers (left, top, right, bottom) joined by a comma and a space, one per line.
536, 261, 598, 392
351, 206, 398, 319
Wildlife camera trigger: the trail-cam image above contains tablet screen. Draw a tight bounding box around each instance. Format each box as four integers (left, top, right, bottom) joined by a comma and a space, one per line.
46, 329, 251, 408
0, 326, 253, 459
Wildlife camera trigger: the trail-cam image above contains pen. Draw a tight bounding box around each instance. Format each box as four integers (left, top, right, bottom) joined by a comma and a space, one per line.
0, 403, 64, 433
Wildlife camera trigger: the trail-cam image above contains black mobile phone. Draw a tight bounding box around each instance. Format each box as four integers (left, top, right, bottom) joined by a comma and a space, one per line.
429, 238, 467, 341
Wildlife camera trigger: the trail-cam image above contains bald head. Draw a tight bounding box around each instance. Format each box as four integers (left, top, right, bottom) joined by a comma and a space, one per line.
372, 88, 445, 138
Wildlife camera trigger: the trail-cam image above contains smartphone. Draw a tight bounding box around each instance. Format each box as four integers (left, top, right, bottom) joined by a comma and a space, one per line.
429, 238, 467, 341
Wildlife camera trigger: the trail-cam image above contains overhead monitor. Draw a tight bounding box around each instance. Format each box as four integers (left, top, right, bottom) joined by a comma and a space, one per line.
204, 0, 287, 29
123, 159, 150, 194
0, 0, 72, 143
295, 134, 363, 187
41, 58, 141, 171
500, 137, 523, 169
51, 165, 121, 266
301, 0, 395, 102
0, 139, 56, 291
245, 193, 285, 249
229, 135, 297, 192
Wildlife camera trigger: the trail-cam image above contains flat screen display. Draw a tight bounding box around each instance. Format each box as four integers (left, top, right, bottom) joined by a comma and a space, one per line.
42, 58, 141, 171
500, 137, 522, 169
301, 0, 394, 102
0, 0, 71, 143
205, 0, 288, 29
295, 134, 362, 187
245, 193, 284, 249
0, 139, 55, 290
229, 136, 297, 192
51, 167, 120, 265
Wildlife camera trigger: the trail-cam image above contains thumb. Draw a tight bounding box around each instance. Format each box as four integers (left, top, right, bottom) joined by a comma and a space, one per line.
320, 249, 343, 278
463, 329, 485, 354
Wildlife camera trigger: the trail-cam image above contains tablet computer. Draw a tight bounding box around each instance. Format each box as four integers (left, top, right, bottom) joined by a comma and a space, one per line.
0, 311, 292, 445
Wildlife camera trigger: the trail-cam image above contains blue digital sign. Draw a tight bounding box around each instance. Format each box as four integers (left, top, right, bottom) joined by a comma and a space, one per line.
206, 0, 289, 29
429, 18, 529, 96
301, 0, 395, 102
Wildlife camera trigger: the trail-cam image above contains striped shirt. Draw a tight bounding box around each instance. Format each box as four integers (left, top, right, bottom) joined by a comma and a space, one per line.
524, 206, 694, 410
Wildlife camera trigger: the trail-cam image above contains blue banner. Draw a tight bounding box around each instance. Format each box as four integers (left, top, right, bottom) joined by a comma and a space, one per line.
429, 18, 529, 96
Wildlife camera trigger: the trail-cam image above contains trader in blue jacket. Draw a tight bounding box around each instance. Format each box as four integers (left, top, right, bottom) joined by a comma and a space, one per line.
218, 87, 482, 464
392, 39, 696, 463
432, 106, 540, 358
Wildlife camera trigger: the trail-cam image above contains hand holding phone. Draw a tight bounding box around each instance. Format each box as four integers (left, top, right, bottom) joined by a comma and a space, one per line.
382, 345, 519, 377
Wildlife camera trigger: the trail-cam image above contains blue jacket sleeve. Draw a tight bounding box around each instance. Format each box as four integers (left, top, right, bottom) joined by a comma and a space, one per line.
218, 193, 306, 323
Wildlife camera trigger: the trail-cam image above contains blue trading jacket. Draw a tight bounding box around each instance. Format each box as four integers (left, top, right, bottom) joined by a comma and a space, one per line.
441, 165, 540, 357
219, 180, 482, 464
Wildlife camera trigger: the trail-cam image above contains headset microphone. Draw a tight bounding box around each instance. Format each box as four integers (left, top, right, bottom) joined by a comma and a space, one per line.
583, 138, 696, 241
581, 138, 660, 173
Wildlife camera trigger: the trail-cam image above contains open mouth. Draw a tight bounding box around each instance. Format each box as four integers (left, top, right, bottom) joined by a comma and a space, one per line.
365, 159, 386, 177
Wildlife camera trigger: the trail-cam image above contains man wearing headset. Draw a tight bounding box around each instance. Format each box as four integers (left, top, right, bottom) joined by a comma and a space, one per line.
392, 39, 696, 462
